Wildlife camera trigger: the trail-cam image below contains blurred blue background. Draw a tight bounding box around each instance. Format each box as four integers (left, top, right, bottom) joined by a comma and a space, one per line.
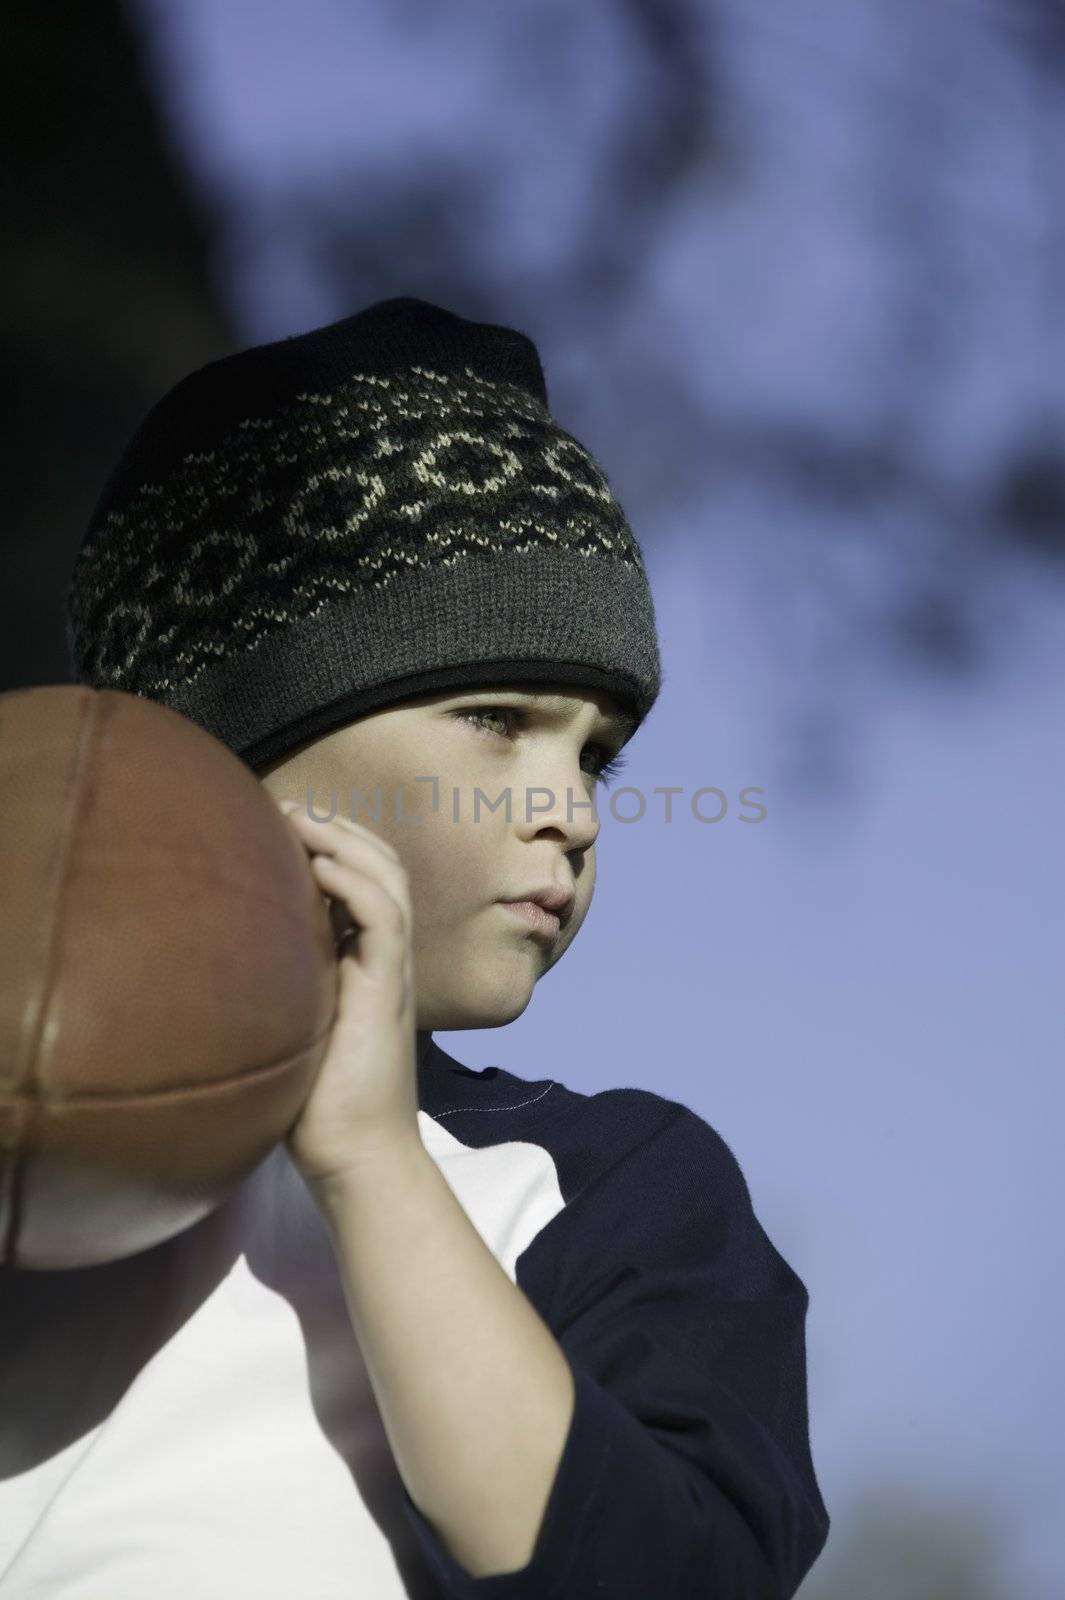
5, 2, 1063, 1592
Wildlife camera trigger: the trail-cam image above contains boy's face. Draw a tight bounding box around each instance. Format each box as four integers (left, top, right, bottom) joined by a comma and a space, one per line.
259, 682, 634, 1030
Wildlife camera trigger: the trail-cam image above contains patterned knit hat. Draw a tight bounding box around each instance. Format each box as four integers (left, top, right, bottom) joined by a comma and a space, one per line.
64, 296, 663, 773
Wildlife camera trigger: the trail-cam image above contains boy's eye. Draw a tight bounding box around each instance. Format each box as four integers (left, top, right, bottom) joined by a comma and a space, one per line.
458, 706, 512, 739
451, 706, 629, 787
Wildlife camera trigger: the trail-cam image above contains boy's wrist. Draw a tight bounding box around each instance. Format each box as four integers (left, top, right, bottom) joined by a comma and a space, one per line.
303, 1127, 431, 1219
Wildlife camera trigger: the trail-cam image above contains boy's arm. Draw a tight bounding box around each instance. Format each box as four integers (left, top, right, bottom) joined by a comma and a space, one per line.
313, 1133, 576, 1581
313, 1094, 831, 1600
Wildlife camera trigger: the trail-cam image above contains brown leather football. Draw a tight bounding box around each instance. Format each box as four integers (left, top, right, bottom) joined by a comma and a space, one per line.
0, 686, 338, 1271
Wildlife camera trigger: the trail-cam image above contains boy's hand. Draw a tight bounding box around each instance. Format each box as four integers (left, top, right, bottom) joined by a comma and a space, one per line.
274, 799, 421, 1196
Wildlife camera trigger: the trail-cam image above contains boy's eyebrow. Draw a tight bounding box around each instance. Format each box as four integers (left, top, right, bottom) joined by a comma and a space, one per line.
591, 705, 638, 745
539, 694, 637, 745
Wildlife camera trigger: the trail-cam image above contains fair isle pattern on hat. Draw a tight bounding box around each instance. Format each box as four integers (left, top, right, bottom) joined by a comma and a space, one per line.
68, 365, 650, 701
64, 297, 662, 771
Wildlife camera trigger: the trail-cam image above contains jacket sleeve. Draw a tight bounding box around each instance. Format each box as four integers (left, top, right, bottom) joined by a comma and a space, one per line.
399, 1089, 831, 1598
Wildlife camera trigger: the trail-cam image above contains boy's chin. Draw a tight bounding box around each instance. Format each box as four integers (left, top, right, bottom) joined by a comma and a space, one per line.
421, 974, 538, 1031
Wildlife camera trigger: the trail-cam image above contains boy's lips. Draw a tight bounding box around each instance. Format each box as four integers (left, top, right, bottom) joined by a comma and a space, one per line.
498, 900, 565, 939
499, 884, 576, 923
497, 883, 576, 940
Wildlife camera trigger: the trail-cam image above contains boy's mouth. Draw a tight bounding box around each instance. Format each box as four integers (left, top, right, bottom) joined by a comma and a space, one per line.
497, 899, 564, 939
500, 883, 575, 920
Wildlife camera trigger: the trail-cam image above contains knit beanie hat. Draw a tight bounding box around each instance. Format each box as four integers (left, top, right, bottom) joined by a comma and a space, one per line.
64, 296, 663, 774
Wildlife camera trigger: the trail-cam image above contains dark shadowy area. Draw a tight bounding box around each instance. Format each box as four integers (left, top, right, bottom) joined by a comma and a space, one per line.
1, 1, 234, 692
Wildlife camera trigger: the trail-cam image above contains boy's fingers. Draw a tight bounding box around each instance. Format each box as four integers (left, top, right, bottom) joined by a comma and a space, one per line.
276, 800, 402, 864
309, 852, 412, 940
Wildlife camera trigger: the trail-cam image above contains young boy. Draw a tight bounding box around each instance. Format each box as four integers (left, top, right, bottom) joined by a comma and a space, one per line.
1, 298, 830, 1596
